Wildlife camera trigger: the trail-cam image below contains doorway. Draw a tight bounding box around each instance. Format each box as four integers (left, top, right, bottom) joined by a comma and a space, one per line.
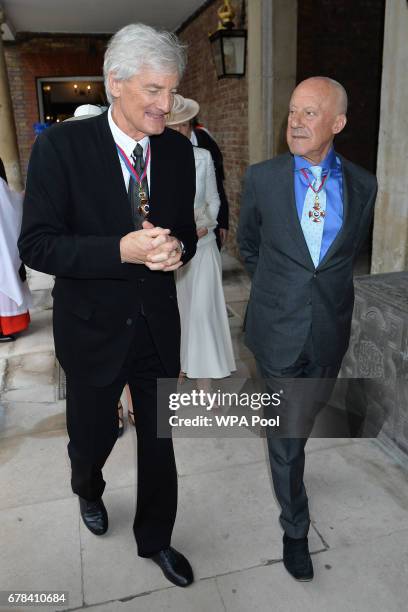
37, 76, 107, 124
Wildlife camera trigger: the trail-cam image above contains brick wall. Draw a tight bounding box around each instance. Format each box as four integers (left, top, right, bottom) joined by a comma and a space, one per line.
178, 1, 248, 254
4, 35, 107, 178
297, 0, 385, 172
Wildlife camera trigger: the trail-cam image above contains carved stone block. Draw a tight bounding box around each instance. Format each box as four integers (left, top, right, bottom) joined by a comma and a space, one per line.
340, 272, 408, 454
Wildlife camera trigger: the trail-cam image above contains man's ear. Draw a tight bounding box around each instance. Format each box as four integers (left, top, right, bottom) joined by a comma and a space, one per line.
333, 114, 347, 135
108, 72, 121, 99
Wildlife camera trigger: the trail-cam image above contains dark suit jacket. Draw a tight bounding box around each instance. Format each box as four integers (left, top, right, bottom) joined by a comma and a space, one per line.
194, 128, 229, 230
238, 152, 377, 368
0, 157, 7, 183
19, 112, 197, 385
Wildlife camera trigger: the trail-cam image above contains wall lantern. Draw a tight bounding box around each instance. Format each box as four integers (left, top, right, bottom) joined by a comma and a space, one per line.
209, 0, 247, 78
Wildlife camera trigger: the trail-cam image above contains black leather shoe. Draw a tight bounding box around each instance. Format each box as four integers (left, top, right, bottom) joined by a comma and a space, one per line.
79, 497, 108, 535
0, 333, 15, 343
283, 534, 314, 581
149, 547, 194, 587
117, 401, 124, 438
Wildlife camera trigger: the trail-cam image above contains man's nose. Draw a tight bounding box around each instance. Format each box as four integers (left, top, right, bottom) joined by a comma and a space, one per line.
158, 91, 174, 114
289, 112, 301, 128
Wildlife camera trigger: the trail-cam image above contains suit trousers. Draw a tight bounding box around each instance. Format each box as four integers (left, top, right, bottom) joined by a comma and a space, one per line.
257, 331, 341, 539
66, 313, 178, 557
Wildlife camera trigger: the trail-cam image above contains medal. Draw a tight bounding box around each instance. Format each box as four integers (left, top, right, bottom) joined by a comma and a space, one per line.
308, 195, 326, 223
138, 188, 150, 215
300, 168, 329, 223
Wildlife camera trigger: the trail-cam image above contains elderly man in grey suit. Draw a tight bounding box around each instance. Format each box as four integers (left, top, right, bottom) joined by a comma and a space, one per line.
238, 77, 377, 581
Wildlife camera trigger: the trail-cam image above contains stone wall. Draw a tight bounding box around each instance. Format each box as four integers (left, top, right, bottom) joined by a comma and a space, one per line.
371, 0, 408, 274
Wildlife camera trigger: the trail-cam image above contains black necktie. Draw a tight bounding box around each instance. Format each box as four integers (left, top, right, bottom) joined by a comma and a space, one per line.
128, 143, 149, 229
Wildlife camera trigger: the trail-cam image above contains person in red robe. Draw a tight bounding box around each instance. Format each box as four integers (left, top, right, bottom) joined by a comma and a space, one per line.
0, 158, 31, 342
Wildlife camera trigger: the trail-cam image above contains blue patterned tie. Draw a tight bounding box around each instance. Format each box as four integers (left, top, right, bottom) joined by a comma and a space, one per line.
300, 166, 326, 267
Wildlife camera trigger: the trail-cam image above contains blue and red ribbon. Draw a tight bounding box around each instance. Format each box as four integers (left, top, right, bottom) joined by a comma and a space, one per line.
116, 143, 150, 187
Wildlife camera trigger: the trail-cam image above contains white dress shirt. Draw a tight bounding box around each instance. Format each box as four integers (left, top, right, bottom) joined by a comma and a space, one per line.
108, 106, 151, 190
190, 130, 198, 147
108, 107, 185, 254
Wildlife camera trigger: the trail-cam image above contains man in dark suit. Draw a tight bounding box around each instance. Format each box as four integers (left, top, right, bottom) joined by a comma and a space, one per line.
167, 105, 230, 249
0, 157, 6, 183
19, 24, 197, 587
192, 120, 229, 249
238, 77, 377, 581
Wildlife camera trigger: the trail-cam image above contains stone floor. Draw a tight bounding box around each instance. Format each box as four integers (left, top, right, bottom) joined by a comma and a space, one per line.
0, 255, 407, 612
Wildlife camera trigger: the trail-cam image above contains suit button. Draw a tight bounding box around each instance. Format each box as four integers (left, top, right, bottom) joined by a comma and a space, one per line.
126, 318, 133, 326
313, 273, 317, 278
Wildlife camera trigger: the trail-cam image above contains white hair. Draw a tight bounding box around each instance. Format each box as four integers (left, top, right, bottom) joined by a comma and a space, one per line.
104, 23, 187, 104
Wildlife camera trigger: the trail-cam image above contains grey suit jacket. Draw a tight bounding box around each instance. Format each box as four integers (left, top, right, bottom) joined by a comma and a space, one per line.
238, 152, 377, 368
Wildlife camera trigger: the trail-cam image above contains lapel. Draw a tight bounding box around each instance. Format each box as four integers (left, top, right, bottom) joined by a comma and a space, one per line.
148, 129, 179, 225
96, 117, 172, 227
318, 156, 363, 269
148, 133, 164, 224
96, 112, 133, 229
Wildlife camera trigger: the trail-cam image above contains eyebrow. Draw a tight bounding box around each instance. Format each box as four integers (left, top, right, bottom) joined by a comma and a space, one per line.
145, 83, 165, 89
144, 83, 178, 91
289, 105, 319, 112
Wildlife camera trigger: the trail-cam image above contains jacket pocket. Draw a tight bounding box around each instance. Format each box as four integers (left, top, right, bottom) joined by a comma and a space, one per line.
55, 296, 95, 321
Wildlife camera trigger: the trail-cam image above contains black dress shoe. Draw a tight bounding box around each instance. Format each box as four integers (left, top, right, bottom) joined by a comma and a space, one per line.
117, 401, 124, 438
149, 547, 194, 587
79, 497, 108, 535
0, 333, 16, 343
283, 533, 314, 581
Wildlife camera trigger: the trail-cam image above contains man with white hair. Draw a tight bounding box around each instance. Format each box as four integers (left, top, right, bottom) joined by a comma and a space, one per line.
239, 77, 377, 581
19, 24, 197, 587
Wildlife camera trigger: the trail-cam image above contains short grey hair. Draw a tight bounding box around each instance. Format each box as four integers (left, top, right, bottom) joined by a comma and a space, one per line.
104, 23, 187, 104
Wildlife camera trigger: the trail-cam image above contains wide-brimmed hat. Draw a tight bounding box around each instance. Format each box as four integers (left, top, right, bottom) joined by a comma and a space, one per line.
64, 104, 105, 122
166, 94, 200, 126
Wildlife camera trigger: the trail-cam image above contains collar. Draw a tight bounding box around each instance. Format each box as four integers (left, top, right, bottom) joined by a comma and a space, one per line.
294, 147, 337, 173
108, 105, 149, 158
190, 131, 198, 147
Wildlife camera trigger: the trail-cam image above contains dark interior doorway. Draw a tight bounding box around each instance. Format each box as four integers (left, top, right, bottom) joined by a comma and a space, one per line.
37, 77, 107, 124
297, 0, 386, 273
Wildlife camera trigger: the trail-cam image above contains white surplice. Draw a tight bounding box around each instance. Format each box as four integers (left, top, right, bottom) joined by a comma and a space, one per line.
0, 178, 32, 316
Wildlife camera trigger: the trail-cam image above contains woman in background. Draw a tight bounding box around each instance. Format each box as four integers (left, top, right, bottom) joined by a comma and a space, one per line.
166, 95, 235, 393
